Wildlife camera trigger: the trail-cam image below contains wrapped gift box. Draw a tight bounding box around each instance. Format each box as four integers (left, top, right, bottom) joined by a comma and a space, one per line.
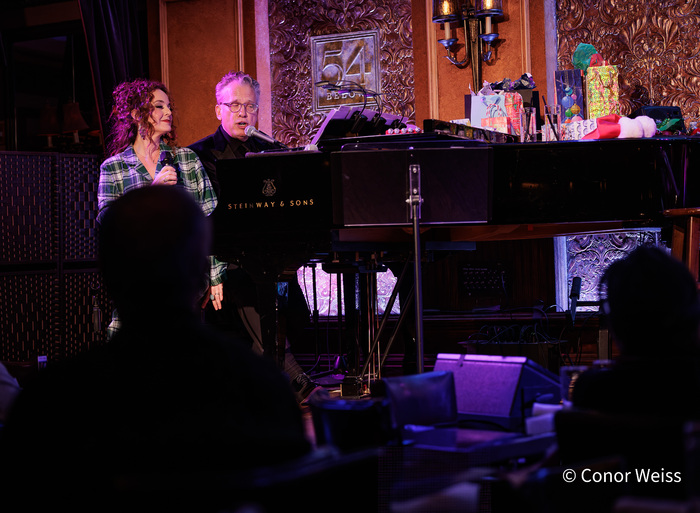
469, 92, 523, 134
562, 118, 598, 140
481, 116, 515, 135
585, 64, 620, 119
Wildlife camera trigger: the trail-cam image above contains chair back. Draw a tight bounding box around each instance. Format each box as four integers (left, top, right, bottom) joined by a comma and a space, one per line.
381, 370, 458, 431
308, 391, 393, 452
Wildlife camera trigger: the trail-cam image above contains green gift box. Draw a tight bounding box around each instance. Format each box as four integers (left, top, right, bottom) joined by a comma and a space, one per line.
585, 65, 620, 119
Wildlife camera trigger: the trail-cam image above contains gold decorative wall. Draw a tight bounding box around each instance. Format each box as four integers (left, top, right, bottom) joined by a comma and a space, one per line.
556, 0, 700, 126
268, 0, 415, 146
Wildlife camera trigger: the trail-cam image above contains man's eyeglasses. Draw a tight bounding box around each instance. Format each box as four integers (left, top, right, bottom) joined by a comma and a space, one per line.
220, 102, 259, 114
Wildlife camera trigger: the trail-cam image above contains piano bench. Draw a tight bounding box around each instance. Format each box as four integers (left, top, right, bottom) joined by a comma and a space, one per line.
663, 207, 700, 283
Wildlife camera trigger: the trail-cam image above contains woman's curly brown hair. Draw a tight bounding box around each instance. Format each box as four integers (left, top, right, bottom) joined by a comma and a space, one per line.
106, 79, 178, 156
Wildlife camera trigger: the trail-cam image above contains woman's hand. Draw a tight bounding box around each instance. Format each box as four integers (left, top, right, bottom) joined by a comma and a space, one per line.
202, 283, 224, 310
153, 165, 178, 186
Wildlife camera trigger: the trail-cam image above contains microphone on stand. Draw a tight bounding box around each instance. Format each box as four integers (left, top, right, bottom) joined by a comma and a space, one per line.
569, 276, 581, 325
244, 126, 288, 149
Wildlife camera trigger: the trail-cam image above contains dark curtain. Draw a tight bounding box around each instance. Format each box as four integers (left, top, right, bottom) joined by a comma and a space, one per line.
78, 0, 147, 147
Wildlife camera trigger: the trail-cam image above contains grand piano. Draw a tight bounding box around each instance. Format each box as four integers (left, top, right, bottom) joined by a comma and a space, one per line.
211, 129, 700, 372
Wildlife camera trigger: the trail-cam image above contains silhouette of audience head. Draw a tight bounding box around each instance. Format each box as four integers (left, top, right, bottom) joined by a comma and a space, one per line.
600, 245, 700, 358
99, 185, 210, 325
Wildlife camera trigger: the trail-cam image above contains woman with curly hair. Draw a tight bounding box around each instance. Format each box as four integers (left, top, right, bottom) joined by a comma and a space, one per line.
98, 79, 225, 338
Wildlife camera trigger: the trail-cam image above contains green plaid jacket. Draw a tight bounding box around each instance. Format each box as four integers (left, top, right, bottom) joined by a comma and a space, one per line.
98, 143, 227, 337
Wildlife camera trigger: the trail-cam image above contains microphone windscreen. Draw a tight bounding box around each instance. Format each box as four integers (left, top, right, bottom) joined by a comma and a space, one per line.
159, 150, 174, 167
569, 276, 581, 299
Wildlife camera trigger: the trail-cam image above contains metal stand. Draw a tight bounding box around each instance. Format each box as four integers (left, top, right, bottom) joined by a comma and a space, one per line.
341, 164, 423, 395
356, 163, 426, 388
408, 164, 425, 373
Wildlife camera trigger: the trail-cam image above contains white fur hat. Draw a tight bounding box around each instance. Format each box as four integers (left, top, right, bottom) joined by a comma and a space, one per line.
617, 116, 645, 138
636, 115, 658, 138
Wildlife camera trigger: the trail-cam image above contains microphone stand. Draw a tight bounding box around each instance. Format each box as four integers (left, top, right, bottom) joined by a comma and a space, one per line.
408, 163, 425, 373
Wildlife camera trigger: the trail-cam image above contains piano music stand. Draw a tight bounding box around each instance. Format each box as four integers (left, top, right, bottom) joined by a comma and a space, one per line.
311, 106, 406, 147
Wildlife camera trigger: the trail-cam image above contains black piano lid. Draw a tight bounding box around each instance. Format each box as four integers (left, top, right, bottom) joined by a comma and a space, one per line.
487, 137, 693, 225
210, 136, 700, 261
317, 131, 494, 153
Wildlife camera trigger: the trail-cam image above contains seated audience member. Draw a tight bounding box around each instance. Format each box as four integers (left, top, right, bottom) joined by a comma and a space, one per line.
572, 245, 700, 418
494, 247, 700, 513
0, 186, 311, 510
551, 245, 700, 505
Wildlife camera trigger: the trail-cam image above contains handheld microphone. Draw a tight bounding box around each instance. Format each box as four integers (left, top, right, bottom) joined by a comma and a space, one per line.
244, 126, 288, 149
159, 150, 180, 185
159, 150, 178, 170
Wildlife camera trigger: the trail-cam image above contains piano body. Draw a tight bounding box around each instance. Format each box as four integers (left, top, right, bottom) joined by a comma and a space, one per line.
211, 132, 700, 371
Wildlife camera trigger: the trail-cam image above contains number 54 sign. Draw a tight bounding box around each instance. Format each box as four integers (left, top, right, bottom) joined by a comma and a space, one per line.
311, 30, 381, 112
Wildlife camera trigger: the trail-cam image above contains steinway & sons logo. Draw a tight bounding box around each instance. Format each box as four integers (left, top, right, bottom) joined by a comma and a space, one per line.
227, 178, 315, 210
262, 179, 276, 197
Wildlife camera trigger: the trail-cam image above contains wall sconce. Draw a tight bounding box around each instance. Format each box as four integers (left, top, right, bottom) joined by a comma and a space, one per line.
432, 0, 503, 88
475, 0, 503, 62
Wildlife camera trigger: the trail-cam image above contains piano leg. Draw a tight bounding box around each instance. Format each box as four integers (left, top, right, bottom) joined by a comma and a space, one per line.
342, 272, 360, 376
362, 258, 416, 374
360, 270, 379, 380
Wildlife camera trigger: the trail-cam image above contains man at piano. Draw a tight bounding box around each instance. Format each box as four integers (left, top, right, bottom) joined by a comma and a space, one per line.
190, 71, 319, 402
189, 71, 278, 194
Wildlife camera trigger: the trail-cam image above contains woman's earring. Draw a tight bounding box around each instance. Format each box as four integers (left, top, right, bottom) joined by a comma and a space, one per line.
138, 125, 147, 139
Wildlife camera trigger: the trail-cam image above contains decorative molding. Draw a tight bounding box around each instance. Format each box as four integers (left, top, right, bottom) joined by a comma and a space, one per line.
543, 0, 558, 107
556, 0, 700, 126
426, 0, 439, 119
159, 0, 169, 89
255, 0, 272, 134
553, 236, 568, 312
267, 0, 415, 146
520, 0, 531, 73
237, 0, 245, 71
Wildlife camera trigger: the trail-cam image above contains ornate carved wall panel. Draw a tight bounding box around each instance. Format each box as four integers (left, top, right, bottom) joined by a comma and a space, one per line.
556, 0, 700, 126
268, 0, 415, 146
566, 230, 664, 307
